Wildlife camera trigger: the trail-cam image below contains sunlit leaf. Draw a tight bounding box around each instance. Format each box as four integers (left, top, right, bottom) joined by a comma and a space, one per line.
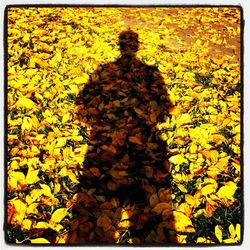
26, 167, 40, 185
217, 181, 237, 200
15, 97, 35, 109
30, 238, 50, 244
215, 225, 223, 243
201, 183, 218, 196
168, 154, 188, 165
22, 218, 32, 230
50, 208, 68, 223
173, 211, 195, 233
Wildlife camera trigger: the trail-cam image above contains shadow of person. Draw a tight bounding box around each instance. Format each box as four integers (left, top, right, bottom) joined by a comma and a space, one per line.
73, 30, 176, 244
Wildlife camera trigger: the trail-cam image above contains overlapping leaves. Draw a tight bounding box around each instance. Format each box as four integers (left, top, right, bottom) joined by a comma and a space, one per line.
7, 7, 241, 244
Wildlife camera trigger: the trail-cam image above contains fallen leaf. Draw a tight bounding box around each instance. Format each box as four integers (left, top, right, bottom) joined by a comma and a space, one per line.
30, 238, 50, 244
217, 181, 237, 200
15, 97, 35, 109
50, 208, 68, 223
215, 225, 223, 243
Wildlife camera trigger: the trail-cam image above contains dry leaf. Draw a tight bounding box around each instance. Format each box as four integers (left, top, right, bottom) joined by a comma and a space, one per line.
50, 208, 68, 223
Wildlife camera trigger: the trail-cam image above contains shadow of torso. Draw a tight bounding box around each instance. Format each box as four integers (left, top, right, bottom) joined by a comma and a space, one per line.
74, 54, 174, 244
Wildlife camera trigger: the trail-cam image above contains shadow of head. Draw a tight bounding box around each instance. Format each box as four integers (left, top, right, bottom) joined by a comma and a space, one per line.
118, 30, 139, 56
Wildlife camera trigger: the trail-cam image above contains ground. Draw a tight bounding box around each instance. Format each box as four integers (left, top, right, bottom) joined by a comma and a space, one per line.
7, 7, 241, 244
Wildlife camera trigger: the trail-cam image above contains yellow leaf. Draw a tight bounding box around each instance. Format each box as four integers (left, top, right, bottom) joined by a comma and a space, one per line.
176, 234, 187, 244
194, 208, 205, 217
10, 160, 19, 170
30, 189, 44, 201
73, 75, 89, 84
217, 181, 237, 200
50, 51, 62, 67
212, 134, 226, 145
40, 184, 53, 197
176, 203, 192, 217
22, 33, 30, 43
21, 117, 33, 131
22, 219, 32, 230
235, 224, 241, 239
217, 157, 230, 170
62, 113, 71, 123
35, 221, 49, 229
68, 170, 79, 183
69, 84, 79, 94
195, 39, 202, 46
55, 138, 67, 148
34, 92, 44, 102
12, 199, 27, 213
26, 203, 39, 214
50, 208, 68, 223
11, 199, 27, 223
177, 114, 191, 126
189, 143, 197, 154
58, 167, 67, 177
207, 106, 217, 114
222, 118, 232, 127
119, 220, 130, 228
30, 238, 50, 244
25, 195, 32, 205
53, 148, 61, 156
121, 209, 133, 221
15, 97, 35, 109
223, 238, 237, 243
201, 183, 218, 196
169, 105, 181, 115
177, 184, 188, 193
31, 116, 40, 128
215, 225, 223, 243
25, 68, 38, 77
8, 171, 26, 189
196, 237, 211, 243
202, 149, 219, 163
52, 223, 64, 232
233, 124, 240, 133
168, 91, 177, 105
54, 183, 61, 194
196, 237, 207, 243
173, 211, 194, 232
185, 194, 196, 207
163, 133, 171, 141
229, 224, 235, 238
168, 154, 188, 165
26, 167, 40, 185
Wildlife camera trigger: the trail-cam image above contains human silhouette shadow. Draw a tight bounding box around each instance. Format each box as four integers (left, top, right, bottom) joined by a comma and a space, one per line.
73, 30, 176, 244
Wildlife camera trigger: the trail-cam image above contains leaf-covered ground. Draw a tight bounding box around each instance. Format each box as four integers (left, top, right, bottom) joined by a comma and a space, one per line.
7, 7, 241, 244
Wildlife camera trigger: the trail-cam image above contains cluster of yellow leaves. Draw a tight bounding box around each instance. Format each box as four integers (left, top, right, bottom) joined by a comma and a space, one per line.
214, 224, 241, 244
7, 7, 241, 244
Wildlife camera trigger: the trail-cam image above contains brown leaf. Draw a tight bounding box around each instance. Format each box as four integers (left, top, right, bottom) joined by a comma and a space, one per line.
89, 167, 101, 177
205, 201, 217, 218
97, 214, 112, 231
128, 136, 143, 145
